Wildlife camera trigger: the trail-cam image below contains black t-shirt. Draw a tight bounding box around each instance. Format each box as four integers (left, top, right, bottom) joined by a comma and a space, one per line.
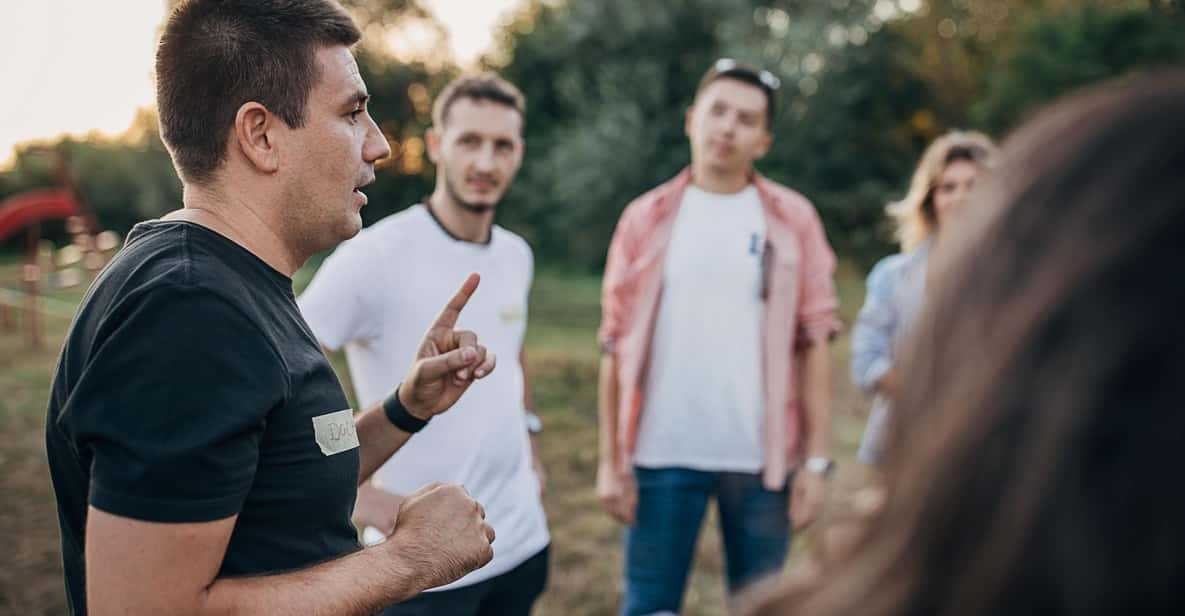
46, 221, 361, 614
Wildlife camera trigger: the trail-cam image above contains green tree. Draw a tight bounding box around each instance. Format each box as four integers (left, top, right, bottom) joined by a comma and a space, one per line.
2, 0, 455, 248
973, 3, 1185, 133
489, 0, 938, 269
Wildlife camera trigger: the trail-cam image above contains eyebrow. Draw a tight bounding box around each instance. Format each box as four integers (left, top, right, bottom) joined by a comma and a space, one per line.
343, 90, 370, 109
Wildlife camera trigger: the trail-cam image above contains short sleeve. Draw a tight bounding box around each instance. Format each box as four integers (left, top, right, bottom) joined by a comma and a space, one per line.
61, 286, 287, 523
298, 240, 381, 351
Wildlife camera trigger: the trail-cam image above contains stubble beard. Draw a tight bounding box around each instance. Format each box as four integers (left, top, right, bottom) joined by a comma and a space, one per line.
445, 172, 497, 215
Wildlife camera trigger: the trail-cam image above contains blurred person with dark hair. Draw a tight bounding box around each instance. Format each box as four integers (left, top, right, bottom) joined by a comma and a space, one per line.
44, 2, 500, 614
597, 59, 841, 615
744, 71, 1185, 616
299, 73, 551, 616
851, 130, 995, 466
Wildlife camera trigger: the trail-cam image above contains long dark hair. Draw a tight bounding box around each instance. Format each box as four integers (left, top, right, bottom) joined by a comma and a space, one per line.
747, 71, 1185, 616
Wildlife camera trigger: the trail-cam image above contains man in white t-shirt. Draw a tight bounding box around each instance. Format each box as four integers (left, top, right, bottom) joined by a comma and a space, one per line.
299, 73, 549, 616
597, 60, 841, 615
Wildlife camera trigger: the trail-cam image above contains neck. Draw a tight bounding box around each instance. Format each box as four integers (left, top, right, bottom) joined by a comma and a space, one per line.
427, 187, 494, 244
691, 160, 751, 194
167, 182, 303, 277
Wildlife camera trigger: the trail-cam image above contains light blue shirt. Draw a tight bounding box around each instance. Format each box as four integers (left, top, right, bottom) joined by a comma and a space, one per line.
851, 240, 931, 464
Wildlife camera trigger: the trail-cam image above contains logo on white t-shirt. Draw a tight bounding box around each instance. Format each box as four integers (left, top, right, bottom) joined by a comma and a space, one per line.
498, 303, 525, 324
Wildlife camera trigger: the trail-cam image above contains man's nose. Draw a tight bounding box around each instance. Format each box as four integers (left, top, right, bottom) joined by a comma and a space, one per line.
474, 143, 497, 171
365, 115, 391, 163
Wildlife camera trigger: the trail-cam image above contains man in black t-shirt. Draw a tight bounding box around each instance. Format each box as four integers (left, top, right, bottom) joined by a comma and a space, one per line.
45, 2, 500, 614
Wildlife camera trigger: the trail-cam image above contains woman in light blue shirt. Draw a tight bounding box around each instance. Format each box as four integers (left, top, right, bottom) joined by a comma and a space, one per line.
852, 131, 995, 465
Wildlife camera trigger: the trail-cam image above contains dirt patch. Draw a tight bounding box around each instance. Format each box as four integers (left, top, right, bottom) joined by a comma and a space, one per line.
0, 411, 67, 615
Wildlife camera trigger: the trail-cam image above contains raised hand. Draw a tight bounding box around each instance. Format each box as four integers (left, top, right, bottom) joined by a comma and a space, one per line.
398, 273, 497, 419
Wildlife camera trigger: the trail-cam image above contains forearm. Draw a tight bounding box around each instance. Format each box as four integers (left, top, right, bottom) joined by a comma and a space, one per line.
850, 323, 894, 395
521, 349, 537, 412
202, 543, 421, 616
355, 400, 413, 485
874, 368, 898, 398
799, 341, 833, 457
353, 480, 405, 534
597, 354, 621, 467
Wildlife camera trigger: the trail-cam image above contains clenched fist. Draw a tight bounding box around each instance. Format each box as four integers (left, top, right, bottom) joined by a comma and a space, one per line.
380, 482, 496, 592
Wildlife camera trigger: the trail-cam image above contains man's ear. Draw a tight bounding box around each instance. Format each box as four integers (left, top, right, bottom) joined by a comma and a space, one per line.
754, 130, 773, 160
425, 127, 442, 165
513, 137, 526, 169
232, 102, 280, 173
684, 105, 695, 138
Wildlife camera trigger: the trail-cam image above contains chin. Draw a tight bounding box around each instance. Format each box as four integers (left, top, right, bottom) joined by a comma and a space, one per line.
704, 160, 737, 174
459, 199, 497, 214
322, 212, 363, 248
343, 215, 364, 239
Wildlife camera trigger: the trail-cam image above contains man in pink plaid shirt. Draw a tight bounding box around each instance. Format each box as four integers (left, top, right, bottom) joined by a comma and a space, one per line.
596, 59, 842, 616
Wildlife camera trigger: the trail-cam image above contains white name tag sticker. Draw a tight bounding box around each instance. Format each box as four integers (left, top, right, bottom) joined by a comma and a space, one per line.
312, 409, 359, 456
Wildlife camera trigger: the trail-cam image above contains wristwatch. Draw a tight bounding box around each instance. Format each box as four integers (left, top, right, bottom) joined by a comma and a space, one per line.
525, 411, 543, 435
804, 456, 836, 478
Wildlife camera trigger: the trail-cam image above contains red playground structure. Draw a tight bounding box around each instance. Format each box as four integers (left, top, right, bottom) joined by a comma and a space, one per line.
0, 148, 117, 348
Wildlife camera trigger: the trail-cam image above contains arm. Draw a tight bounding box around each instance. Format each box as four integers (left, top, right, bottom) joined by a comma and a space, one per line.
347, 275, 496, 533
596, 353, 621, 476
850, 259, 899, 398
595, 204, 640, 525
595, 352, 637, 525
789, 204, 841, 531
87, 509, 421, 616
87, 480, 494, 616
797, 340, 833, 461
80, 284, 495, 615
356, 273, 496, 484
790, 339, 835, 533
874, 369, 898, 398
353, 480, 405, 536
521, 348, 546, 493
355, 399, 414, 485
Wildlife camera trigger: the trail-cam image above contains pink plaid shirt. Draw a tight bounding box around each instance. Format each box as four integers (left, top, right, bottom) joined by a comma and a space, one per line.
599, 168, 840, 489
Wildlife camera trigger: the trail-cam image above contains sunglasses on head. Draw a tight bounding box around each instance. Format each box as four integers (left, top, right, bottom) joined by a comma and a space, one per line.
714, 58, 781, 91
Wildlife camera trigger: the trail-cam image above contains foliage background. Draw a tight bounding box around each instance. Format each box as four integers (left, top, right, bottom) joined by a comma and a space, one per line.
3, 0, 1182, 269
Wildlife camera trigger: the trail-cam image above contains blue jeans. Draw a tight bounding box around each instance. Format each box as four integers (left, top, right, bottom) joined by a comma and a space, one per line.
621, 467, 791, 616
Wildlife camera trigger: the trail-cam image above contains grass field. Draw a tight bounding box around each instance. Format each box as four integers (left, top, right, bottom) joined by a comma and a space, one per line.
0, 257, 872, 616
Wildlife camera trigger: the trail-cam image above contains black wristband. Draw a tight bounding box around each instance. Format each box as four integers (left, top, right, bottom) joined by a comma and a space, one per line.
383, 385, 429, 434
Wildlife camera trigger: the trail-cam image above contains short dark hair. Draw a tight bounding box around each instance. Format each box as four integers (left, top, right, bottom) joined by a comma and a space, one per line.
156, 0, 361, 184
695, 60, 779, 126
431, 73, 525, 131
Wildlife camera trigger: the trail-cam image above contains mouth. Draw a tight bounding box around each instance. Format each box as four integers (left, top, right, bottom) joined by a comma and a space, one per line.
353, 175, 376, 206
710, 141, 735, 155
466, 176, 499, 192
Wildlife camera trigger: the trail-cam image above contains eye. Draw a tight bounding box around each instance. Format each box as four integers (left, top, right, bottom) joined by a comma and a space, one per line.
347, 107, 364, 123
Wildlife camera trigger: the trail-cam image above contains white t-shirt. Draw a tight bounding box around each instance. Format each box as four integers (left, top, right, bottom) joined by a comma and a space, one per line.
633, 185, 767, 472
298, 204, 549, 590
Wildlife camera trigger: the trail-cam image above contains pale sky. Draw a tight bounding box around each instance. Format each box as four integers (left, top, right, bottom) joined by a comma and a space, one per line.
0, 0, 522, 167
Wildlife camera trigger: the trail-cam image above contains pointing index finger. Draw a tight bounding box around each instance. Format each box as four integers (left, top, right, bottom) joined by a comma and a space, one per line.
431, 273, 480, 330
